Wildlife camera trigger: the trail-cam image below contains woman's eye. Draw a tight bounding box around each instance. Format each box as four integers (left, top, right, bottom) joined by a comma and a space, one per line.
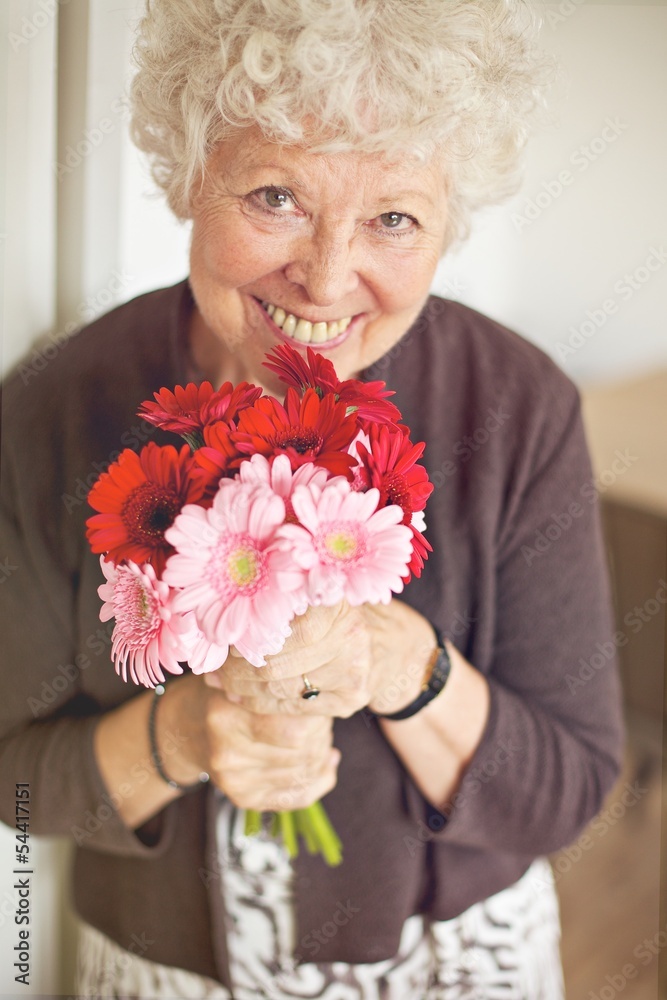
373, 211, 418, 235
251, 187, 297, 213
381, 212, 407, 228
264, 189, 290, 208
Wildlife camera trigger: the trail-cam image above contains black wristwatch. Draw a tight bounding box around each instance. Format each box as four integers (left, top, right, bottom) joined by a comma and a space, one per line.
373, 627, 452, 721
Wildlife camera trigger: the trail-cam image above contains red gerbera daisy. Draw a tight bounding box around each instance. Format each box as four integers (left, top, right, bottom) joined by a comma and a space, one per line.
232, 387, 358, 479
335, 377, 401, 427
138, 382, 215, 436
263, 344, 339, 395
356, 424, 434, 579
86, 442, 206, 573
357, 424, 433, 519
194, 420, 244, 498
203, 381, 263, 425
138, 380, 262, 446
263, 344, 401, 427
404, 519, 433, 581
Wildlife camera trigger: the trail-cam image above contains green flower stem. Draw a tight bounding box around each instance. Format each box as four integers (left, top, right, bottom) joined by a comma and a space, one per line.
242, 803, 343, 866
294, 809, 318, 854
300, 802, 343, 866
279, 810, 299, 858
244, 809, 263, 837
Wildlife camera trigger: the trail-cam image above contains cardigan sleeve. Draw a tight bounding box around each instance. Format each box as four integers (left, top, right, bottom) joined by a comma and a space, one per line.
0, 446, 176, 859
409, 387, 625, 854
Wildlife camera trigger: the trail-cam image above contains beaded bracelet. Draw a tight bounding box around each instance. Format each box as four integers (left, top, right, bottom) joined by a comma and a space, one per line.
148, 683, 210, 792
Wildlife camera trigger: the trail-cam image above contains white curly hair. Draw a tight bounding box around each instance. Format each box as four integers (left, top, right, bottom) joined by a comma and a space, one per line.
130, 0, 553, 249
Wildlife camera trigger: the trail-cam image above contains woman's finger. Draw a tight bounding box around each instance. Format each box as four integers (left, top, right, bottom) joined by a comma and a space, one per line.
219, 751, 340, 812
208, 698, 333, 746
203, 648, 332, 686
280, 602, 344, 650
211, 737, 329, 772
213, 672, 304, 700
218, 660, 373, 711
227, 690, 366, 719
204, 604, 351, 686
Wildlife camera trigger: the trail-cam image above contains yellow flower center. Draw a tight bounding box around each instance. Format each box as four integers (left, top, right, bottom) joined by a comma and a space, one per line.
324, 531, 357, 560
228, 547, 259, 587
138, 587, 151, 620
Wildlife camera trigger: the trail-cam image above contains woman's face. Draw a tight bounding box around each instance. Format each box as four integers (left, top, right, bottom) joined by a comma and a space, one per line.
188, 128, 448, 392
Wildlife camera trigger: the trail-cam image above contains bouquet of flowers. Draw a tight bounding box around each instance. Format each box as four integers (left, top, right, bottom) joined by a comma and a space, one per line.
86, 343, 433, 865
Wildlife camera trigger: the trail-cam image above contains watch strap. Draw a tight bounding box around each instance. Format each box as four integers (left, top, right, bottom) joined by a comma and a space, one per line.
373, 627, 451, 721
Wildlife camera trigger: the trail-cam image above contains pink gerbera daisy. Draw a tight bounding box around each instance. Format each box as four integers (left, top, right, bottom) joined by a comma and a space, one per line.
187, 629, 232, 675
98, 556, 195, 688
237, 453, 332, 522
163, 481, 307, 666
279, 481, 413, 607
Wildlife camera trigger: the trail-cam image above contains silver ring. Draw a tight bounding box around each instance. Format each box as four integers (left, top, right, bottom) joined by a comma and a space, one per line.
301, 674, 321, 700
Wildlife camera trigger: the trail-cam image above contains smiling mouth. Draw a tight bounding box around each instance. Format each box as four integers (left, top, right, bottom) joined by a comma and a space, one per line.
256, 298, 353, 345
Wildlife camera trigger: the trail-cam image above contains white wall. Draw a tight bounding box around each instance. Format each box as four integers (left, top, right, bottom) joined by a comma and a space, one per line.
2, 0, 56, 372
0, 3, 70, 996
434, 1, 667, 387
1, 2, 665, 995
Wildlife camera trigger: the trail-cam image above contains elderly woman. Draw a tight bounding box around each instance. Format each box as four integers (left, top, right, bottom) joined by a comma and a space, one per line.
0, 0, 623, 997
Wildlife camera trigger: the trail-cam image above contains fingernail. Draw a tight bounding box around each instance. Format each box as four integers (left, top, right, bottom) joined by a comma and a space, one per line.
226, 693, 242, 704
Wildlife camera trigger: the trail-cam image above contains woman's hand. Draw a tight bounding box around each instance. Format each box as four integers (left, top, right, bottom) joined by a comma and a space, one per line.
204, 599, 438, 719
94, 672, 340, 829
200, 601, 491, 813
156, 674, 341, 812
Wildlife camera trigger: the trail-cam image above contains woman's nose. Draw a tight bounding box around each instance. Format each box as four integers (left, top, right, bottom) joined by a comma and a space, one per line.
283, 228, 360, 307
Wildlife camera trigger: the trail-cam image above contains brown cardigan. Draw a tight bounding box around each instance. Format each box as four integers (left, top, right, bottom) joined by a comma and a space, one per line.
0, 281, 624, 986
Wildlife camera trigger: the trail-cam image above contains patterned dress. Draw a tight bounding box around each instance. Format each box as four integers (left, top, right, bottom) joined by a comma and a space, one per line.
75, 791, 565, 999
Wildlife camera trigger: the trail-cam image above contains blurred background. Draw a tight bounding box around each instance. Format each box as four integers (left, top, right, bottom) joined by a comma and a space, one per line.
0, 0, 665, 995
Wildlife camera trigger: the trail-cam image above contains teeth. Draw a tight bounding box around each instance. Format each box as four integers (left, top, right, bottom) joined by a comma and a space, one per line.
294, 318, 312, 343
260, 299, 352, 342
282, 314, 297, 337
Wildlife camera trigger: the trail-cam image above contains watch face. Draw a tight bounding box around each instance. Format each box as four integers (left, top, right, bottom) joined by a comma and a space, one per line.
430, 647, 452, 693
375, 637, 451, 720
